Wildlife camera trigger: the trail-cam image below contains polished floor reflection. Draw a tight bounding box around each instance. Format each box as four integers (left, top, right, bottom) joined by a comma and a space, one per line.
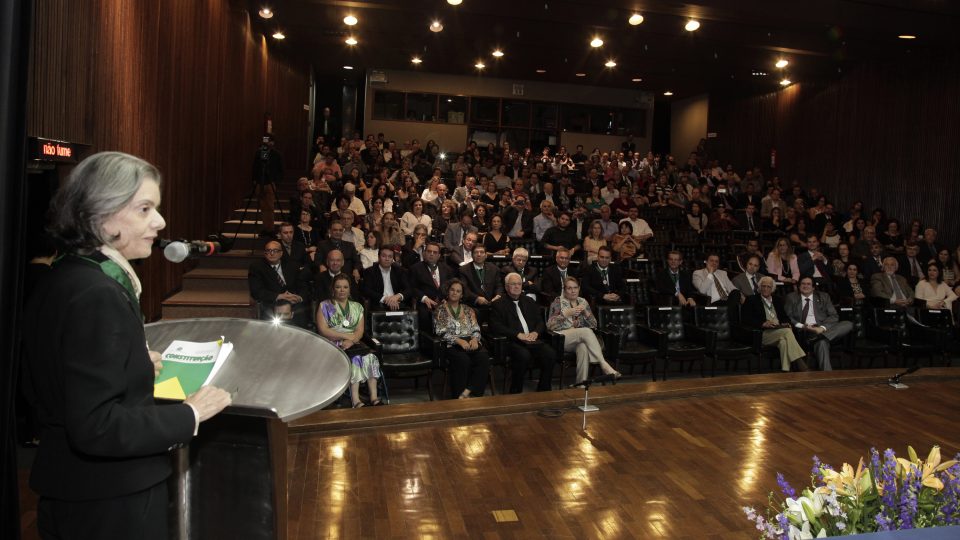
287, 379, 960, 539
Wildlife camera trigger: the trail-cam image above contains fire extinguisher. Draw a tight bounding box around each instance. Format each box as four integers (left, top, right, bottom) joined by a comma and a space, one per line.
770, 148, 777, 169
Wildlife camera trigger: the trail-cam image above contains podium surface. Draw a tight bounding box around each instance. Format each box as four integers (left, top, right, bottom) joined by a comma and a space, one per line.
145, 318, 349, 540
146, 317, 350, 421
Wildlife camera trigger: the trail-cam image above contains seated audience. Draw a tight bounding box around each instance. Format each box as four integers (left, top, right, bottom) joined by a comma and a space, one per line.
434, 279, 490, 399
540, 248, 578, 299
483, 214, 511, 255
532, 200, 558, 241
766, 237, 800, 285
870, 256, 914, 308
448, 232, 478, 267
545, 276, 620, 384
248, 240, 306, 323
317, 274, 382, 408
459, 245, 503, 306
489, 273, 557, 393
900, 242, 926, 287
400, 198, 432, 236
360, 247, 409, 310
861, 241, 886, 279
692, 253, 740, 305
278, 222, 308, 267
582, 246, 626, 305
915, 263, 957, 313
409, 242, 453, 330
541, 212, 581, 257
401, 224, 429, 267
501, 247, 538, 297
732, 254, 764, 297
502, 194, 533, 239
654, 250, 698, 306
359, 230, 380, 270
610, 221, 642, 261
313, 249, 359, 303
582, 220, 608, 264
836, 262, 868, 305
443, 208, 477, 251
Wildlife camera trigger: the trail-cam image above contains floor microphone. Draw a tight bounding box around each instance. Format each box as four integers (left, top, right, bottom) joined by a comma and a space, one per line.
159, 239, 221, 263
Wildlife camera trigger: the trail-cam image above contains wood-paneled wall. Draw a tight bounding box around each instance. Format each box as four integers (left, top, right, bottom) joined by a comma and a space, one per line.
707, 53, 960, 246
27, 0, 311, 319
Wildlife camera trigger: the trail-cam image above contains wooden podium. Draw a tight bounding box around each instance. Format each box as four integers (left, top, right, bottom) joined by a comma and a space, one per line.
146, 318, 350, 540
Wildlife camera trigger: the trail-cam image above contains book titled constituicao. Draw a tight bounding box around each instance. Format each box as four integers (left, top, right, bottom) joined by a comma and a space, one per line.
153, 337, 233, 400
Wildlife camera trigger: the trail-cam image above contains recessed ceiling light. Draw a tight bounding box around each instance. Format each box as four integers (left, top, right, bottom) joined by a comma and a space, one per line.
492, 49, 504, 58
780, 78, 792, 86
752, 71, 768, 76
343, 14, 357, 26
575, 72, 586, 77
631, 77, 642, 82
447, 0, 463, 5
258, 7, 273, 19
604, 60, 617, 68
628, 13, 644, 26
590, 37, 604, 48
447, 98, 453, 102
343, 65, 354, 70
536, 69, 546, 74
475, 62, 485, 69
663, 90, 673, 96
345, 36, 358, 45
898, 34, 917, 39
272, 31, 285, 40
411, 56, 422, 64
775, 59, 789, 68
430, 21, 444, 32
685, 20, 701, 32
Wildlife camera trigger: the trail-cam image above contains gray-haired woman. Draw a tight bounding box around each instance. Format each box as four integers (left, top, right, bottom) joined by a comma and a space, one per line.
23, 152, 231, 539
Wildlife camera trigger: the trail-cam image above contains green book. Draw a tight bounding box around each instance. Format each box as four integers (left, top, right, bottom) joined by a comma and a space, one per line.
154, 338, 231, 399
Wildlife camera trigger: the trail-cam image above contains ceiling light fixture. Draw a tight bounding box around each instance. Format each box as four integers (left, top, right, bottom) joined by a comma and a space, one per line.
411, 56, 423, 64
536, 69, 546, 74
590, 37, 603, 48
685, 20, 701, 32
628, 13, 644, 26
343, 14, 358, 26
272, 31, 285, 40
345, 36, 358, 45
775, 59, 789, 68
780, 78, 792, 86
575, 72, 586, 77
631, 77, 642, 82
447, 0, 463, 5
492, 49, 504, 58
605, 60, 617, 68
898, 34, 917, 39
430, 21, 444, 32
343, 65, 354, 70
663, 90, 673, 96
475, 62, 485, 69
258, 7, 273, 19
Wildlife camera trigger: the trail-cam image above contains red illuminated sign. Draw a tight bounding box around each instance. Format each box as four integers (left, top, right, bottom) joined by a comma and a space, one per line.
29, 137, 81, 163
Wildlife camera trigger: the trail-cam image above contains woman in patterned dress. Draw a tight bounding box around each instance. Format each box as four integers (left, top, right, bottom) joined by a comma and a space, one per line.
545, 276, 619, 384
317, 274, 383, 407
433, 279, 490, 399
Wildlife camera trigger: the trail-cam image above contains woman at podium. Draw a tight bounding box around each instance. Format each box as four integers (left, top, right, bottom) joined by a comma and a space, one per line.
22, 152, 231, 540
317, 273, 383, 407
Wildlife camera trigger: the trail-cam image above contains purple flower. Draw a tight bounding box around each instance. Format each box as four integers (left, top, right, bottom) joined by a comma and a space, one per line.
811, 455, 824, 483
941, 463, 960, 525
776, 513, 790, 540
777, 472, 796, 499
898, 467, 919, 529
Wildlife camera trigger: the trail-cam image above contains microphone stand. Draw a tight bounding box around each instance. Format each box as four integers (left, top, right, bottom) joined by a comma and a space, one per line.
888, 365, 920, 389
572, 373, 617, 430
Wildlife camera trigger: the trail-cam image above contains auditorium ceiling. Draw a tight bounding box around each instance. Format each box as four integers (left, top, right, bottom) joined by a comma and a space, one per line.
247, 0, 960, 98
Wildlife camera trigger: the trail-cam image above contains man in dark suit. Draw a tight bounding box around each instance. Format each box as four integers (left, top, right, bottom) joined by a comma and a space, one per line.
582, 246, 626, 305
917, 228, 942, 265
448, 232, 479, 267
654, 250, 698, 306
539, 248, 579, 299
812, 203, 841, 236
732, 254, 764, 297
360, 247, 410, 310
500, 247, 539, 297
315, 221, 361, 282
409, 242, 454, 330
459, 244, 503, 306
736, 182, 762, 210
796, 234, 833, 290
311, 248, 359, 303
741, 275, 809, 371
490, 272, 557, 393
861, 241, 886, 279
736, 238, 768, 275
741, 203, 761, 234
784, 277, 853, 370
278, 222, 309, 268
899, 242, 926, 287
249, 240, 307, 324
501, 195, 534, 239
443, 209, 478, 251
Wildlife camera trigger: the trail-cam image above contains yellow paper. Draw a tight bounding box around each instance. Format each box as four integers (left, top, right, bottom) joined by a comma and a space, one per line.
154, 376, 187, 400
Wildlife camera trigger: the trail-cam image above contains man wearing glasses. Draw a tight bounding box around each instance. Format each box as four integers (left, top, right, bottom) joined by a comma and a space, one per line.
248, 239, 306, 325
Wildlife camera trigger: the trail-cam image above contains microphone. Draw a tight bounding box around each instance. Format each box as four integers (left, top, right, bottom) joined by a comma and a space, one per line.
158, 239, 221, 263
888, 365, 921, 389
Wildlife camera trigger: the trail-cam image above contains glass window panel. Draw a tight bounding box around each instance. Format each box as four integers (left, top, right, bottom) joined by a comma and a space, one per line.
405, 93, 437, 122
588, 107, 615, 134
532, 103, 558, 130
372, 91, 404, 120
619, 108, 648, 137
470, 98, 500, 126
561, 104, 590, 133
501, 100, 530, 127
467, 128, 498, 149
499, 129, 530, 152
530, 131, 556, 156
439, 95, 467, 124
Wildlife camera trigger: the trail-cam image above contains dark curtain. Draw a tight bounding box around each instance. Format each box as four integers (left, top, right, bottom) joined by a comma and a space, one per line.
0, 0, 33, 537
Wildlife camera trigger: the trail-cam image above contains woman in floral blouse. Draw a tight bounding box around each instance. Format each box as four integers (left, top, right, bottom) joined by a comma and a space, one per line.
434, 278, 490, 399
545, 276, 619, 383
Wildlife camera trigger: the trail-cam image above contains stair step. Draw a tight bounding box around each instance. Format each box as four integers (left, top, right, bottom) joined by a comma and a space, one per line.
195, 250, 261, 270
161, 289, 255, 320
182, 268, 249, 292
218, 232, 269, 251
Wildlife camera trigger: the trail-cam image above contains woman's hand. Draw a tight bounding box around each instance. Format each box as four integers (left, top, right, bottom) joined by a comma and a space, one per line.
341, 338, 354, 349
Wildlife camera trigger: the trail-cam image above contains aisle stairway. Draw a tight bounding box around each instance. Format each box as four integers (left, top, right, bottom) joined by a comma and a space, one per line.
160, 197, 292, 320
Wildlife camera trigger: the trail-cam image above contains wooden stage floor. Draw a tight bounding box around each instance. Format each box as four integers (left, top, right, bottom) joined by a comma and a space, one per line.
286, 369, 960, 539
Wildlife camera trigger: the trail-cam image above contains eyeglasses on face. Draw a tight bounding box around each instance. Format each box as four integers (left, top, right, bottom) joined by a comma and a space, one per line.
264, 249, 283, 254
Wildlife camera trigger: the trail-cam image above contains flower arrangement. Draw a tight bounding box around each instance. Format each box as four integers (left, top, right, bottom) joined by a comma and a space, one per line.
744, 446, 960, 539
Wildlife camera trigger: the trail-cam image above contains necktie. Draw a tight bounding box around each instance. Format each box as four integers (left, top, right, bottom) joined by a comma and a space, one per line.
712, 273, 728, 300
477, 266, 484, 283
801, 297, 811, 323
274, 265, 286, 286
748, 216, 754, 230
601, 268, 609, 286
560, 268, 567, 282
430, 265, 439, 288
752, 275, 759, 294
514, 300, 530, 334
889, 275, 905, 300
911, 258, 920, 278
671, 272, 680, 293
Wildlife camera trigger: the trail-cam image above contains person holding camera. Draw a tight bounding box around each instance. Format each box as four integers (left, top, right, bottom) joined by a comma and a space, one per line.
251, 134, 284, 238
